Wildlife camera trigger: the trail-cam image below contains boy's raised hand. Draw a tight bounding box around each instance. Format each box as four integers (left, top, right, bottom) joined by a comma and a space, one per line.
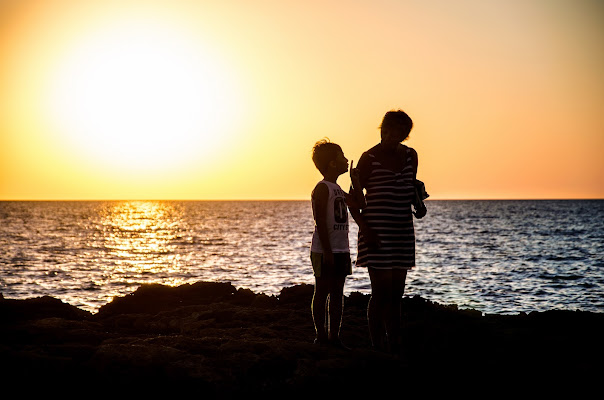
349, 160, 361, 187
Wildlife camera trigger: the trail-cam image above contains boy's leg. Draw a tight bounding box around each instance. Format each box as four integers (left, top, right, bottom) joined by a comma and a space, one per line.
327, 274, 346, 342
312, 276, 329, 344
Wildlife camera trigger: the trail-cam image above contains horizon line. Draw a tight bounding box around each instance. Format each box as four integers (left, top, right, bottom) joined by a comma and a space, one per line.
1, 197, 603, 202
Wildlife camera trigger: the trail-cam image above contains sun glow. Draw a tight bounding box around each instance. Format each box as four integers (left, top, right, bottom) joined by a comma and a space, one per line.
1, 0, 602, 200
43, 17, 246, 175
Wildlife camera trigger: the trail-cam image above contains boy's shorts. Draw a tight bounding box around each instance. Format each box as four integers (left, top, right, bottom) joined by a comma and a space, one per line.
310, 252, 352, 278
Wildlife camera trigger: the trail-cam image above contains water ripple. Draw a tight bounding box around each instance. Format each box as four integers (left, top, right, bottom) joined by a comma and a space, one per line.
1, 200, 603, 314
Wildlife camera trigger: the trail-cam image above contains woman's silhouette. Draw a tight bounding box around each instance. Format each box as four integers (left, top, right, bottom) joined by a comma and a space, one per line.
350, 110, 420, 355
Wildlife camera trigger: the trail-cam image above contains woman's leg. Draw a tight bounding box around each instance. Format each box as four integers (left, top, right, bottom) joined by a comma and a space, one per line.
368, 267, 407, 353
389, 269, 407, 354
368, 267, 389, 350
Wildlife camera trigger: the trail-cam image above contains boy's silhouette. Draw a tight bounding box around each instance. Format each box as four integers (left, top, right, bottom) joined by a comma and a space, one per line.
309, 139, 362, 348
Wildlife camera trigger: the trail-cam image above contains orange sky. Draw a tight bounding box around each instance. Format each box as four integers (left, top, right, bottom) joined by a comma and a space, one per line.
1, 0, 603, 200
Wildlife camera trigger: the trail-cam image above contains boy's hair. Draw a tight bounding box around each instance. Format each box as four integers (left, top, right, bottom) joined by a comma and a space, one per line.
380, 110, 413, 140
312, 138, 342, 174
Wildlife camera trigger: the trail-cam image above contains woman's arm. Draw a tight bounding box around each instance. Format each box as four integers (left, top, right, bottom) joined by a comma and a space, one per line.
409, 146, 418, 178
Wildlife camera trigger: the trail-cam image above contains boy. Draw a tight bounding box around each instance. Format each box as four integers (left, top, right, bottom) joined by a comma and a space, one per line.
310, 139, 362, 348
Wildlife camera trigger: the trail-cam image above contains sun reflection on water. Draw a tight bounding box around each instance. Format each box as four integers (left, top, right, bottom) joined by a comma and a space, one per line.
99, 201, 189, 283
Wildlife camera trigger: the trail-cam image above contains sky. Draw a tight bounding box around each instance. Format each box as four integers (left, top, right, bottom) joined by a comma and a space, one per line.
1, 0, 603, 200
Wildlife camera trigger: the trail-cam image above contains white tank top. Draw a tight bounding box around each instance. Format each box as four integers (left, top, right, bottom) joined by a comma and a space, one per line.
310, 180, 350, 253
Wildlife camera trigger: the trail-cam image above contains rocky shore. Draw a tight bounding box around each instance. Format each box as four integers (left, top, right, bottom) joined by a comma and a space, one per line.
1, 281, 602, 396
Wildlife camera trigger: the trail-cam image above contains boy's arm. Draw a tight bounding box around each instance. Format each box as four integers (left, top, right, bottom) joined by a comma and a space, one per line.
347, 156, 381, 249
312, 183, 334, 267
348, 160, 366, 210
349, 207, 381, 250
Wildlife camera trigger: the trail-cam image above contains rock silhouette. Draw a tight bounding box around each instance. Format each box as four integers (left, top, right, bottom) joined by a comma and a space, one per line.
1, 281, 602, 396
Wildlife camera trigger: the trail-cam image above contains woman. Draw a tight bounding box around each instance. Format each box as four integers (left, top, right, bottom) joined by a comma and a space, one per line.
350, 109, 419, 355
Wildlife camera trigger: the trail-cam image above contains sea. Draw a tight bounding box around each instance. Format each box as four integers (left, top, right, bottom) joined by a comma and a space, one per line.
1, 200, 603, 315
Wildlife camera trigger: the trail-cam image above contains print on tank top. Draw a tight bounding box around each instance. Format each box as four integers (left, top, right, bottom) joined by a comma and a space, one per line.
333, 189, 348, 231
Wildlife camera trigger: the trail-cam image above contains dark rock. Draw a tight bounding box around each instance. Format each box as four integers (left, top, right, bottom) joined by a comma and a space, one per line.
1, 281, 602, 396
95, 281, 237, 317
278, 283, 314, 305
0, 295, 91, 323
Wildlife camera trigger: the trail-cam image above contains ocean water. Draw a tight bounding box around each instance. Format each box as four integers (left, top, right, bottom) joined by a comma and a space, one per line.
1, 200, 602, 315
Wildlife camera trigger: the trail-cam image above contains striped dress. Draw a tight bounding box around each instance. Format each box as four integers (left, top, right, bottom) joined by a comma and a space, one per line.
356, 145, 416, 270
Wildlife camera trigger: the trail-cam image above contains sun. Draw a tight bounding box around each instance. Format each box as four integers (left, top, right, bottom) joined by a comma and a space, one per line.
43, 17, 245, 175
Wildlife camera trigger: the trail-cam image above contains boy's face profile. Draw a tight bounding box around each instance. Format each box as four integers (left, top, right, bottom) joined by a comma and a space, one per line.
331, 149, 348, 175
